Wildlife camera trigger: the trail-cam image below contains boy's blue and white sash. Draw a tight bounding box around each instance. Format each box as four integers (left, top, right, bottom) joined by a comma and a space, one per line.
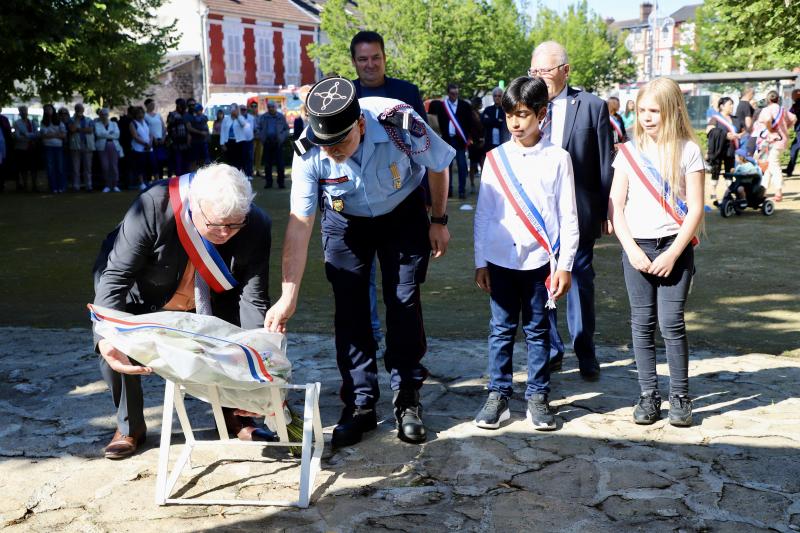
485, 144, 560, 308
168, 173, 238, 293
708, 111, 739, 147
442, 98, 468, 145
618, 142, 699, 247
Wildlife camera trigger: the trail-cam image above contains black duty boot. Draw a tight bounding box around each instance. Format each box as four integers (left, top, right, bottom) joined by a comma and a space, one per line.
393, 388, 426, 443
331, 406, 377, 448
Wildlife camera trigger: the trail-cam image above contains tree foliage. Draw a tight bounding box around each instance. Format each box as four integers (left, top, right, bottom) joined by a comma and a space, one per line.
0, 0, 178, 106
682, 0, 800, 73
308, 0, 531, 98
528, 1, 635, 92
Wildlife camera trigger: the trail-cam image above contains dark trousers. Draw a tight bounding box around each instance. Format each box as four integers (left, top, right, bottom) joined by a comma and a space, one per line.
224, 140, 239, 169
710, 156, 734, 182
786, 133, 800, 175
448, 147, 468, 197
238, 140, 254, 177
487, 262, 552, 399
99, 355, 146, 436
169, 147, 190, 177
549, 240, 598, 371
321, 188, 431, 408
622, 236, 694, 396
262, 142, 285, 186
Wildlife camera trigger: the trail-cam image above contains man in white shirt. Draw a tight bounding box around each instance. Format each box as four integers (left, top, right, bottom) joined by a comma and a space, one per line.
220, 103, 255, 177
530, 41, 614, 381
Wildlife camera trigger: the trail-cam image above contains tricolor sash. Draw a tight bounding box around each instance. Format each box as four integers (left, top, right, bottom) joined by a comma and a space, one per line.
168, 173, 238, 293
610, 115, 625, 140
442, 98, 468, 145
88, 304, 273, 383
772, 106, 785, 129
485, 144, 561, 308
708, 111, 739, 148
618, 142, 699, 247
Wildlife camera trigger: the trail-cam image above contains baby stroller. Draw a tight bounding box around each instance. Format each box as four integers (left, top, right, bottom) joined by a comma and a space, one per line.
714, 152, 774, 217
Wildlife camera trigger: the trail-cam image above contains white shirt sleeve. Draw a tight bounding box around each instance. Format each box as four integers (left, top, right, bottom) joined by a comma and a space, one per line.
555, 152, 579, 272
473, 160, 496, 269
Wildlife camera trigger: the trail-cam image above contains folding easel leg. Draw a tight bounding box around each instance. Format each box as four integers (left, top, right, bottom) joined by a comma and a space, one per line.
298, 382, 322, 508
206, 385, 229, 441
155, 380, 176, 505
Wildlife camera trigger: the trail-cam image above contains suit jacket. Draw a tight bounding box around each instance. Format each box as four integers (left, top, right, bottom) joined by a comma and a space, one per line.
481, 104, 510, 148
353, 76, 428, 123
433, 97, 473, 151
93, 180, 272, 338
560, 87, 614, 244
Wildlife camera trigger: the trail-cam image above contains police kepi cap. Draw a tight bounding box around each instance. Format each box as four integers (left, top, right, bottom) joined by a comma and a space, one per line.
305, 77, 361, 146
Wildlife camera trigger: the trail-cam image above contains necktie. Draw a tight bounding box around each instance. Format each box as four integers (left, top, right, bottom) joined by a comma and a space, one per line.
541, 101, 553, 142
194, 272, 213, 316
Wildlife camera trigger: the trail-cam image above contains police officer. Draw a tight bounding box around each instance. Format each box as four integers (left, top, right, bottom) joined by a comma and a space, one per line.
265, 77, 455, 447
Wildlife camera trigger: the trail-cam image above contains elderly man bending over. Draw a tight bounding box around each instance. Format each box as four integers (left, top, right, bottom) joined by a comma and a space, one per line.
93, 163, 272, 459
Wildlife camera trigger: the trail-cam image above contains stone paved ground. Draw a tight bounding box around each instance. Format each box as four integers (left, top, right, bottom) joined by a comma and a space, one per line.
1, 327, 799, 532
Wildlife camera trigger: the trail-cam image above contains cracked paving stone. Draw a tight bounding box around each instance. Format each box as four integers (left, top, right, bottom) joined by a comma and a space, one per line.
600, 495, 692, 525
604, 464, 674, 491
717, 483, 792, 526
512, 457, 600, 502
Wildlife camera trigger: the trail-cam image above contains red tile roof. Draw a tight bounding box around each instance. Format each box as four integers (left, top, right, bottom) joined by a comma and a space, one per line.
206, 0, 319, 26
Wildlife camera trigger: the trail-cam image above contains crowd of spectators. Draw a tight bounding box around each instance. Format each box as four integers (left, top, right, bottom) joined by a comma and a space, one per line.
0, 97, 294, 194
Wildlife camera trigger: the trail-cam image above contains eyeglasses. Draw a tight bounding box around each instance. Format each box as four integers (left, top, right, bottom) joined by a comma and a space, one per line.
197, 203, 248, 231
528, 63, 566, 77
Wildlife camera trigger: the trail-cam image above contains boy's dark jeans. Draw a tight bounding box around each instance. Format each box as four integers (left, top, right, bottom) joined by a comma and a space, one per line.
487, 262, 551, 399
622, 235, 694, 397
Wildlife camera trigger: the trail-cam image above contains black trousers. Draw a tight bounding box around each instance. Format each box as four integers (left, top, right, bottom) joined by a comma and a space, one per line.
321, 188, 431, 408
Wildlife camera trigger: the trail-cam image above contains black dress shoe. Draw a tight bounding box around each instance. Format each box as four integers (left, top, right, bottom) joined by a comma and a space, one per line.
579, 363, 601, 382
549, 355, 564, 372
331, 406, 377, 448
393, 388, 426, 443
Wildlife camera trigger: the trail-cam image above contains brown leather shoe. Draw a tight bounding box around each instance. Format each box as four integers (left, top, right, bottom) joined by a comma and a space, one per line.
104, 430, 146, 460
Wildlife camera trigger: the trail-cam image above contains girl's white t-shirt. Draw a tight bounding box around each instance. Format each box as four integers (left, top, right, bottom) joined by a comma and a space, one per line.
612, 140, 704, 239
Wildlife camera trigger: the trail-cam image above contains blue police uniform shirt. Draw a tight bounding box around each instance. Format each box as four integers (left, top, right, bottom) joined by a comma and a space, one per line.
290, 97, 455, 218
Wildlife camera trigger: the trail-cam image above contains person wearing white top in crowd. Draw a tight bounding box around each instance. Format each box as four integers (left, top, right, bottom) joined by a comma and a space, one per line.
220, 103, 255, 176
129, 106, 153, 191
94, 108, 122, 192
609, 77, 705, 428
473, 76, 579, 432
40, 103, 67, 193
144, 98, 167, 180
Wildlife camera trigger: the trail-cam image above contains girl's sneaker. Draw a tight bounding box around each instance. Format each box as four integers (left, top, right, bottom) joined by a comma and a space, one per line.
474, 391, 510, 429
668, 395, 693, 427
633, 390, 662, 424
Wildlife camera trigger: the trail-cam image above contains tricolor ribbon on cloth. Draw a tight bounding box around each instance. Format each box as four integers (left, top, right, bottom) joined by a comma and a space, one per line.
485, 144, 561, 309
88, 304, 273, 383
442, 98, 468, 145
610, 115, 625, 141
618, 142, 699, 247
708, 111, 739, 148
756, 106, 786, 151
168, 173, 238, 293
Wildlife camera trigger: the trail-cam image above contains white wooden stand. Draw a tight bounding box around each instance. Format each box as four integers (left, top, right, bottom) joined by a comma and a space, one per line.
154, 380, 323, 508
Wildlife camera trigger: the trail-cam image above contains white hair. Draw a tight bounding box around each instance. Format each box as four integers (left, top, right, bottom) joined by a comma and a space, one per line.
190, 163, 254, 219
531, 41, 569, 64
492, 87, 504, 96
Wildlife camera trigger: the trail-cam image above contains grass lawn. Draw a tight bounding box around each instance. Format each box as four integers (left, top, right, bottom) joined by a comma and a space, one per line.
1, 172, 798, 356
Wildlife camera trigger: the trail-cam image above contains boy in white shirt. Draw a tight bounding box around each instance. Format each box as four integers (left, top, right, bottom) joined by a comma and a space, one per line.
473, 76, 579, 431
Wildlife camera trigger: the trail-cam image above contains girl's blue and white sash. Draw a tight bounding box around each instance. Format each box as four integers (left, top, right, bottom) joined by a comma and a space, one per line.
485, 144, 560, 308
442, 98, 468, 145
168, 173, 238, 293
618, 142, 699, 246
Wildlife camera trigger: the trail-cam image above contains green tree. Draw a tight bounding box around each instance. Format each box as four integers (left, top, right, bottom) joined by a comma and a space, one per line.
528, 0, 635, 92
683, 1, 800, 73
0, 0, 177, 106
308, 0, 530, 98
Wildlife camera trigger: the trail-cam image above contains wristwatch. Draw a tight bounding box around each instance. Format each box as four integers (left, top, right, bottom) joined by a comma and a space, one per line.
430, 214, 448, 225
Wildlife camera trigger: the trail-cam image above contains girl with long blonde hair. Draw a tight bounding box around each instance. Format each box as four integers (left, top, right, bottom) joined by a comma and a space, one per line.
609, 77, 705, 428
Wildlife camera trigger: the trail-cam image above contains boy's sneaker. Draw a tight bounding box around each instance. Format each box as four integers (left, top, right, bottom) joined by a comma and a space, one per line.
668, 395, 693, 427
633, 390, 662, 425
526, 393, 556, 431
474, 391, 511, 429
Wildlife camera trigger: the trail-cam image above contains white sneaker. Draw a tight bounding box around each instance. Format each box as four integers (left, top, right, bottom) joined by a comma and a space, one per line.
112, 187, 121, 192
139, 183, 147, 191
102, 187, 111, 193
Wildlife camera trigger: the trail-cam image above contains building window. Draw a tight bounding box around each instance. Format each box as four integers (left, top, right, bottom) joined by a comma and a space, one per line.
283, 28, 300, 86
255, 29, 275, 86
223, 22, 244, 85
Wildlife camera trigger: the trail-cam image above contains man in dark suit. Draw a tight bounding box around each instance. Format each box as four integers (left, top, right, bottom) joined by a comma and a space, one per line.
481, 86, 510, 154
433, 83, 473, 199
93, 163, 272, 459
530, 41, 614, 381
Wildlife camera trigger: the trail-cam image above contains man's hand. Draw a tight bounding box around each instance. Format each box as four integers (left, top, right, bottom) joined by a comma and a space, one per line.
98, 339, 152, 375
551, 270, 571, 300
601, 219, 614, 235
264, 295, 296, 333
429, 223, 450, 258
474, 267, 491, 293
